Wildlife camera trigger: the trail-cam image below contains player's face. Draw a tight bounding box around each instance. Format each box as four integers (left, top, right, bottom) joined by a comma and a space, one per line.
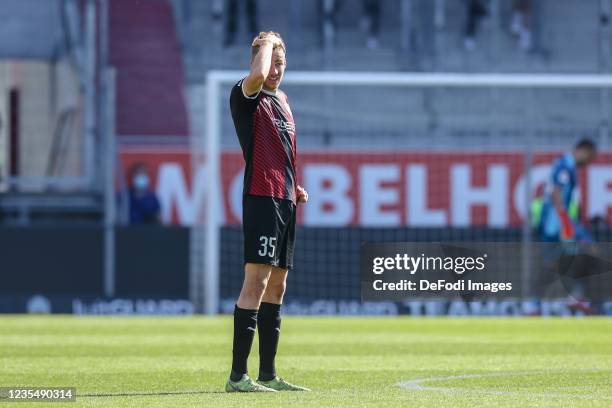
576, 148, 596, 166
263, 49, 286, 91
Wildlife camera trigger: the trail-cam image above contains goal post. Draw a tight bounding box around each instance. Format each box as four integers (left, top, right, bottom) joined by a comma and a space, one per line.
201, 71, 612, 315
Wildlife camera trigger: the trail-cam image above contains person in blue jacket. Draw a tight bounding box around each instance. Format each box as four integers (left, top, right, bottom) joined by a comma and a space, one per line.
127, 162, 161, 225
537, 139, 597, 243
529, 138, 597, 315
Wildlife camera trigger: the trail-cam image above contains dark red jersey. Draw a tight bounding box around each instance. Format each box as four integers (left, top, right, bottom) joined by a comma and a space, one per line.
230, 78, 297, 204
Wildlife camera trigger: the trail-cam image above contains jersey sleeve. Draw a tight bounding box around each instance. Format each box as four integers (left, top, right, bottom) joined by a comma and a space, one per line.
231, 78, 259, 104
230, 79, 259, 122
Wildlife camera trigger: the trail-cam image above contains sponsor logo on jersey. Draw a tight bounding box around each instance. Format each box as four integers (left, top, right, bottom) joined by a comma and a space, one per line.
273, 118, 296, 134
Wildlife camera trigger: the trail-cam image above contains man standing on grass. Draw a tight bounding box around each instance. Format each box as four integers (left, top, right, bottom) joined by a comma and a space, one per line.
538, 138, 597, 244
225, 31, 310, 393
530, 138, 598, 314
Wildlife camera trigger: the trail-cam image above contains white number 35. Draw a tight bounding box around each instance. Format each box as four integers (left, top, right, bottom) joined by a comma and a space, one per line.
258, 236, 276, 257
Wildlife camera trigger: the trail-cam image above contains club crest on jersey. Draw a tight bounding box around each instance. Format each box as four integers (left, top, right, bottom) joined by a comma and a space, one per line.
273, 118, 296, 135
557, 169, 570, 184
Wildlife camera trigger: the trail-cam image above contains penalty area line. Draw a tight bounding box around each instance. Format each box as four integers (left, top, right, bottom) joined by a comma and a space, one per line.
398, 372, 612, 401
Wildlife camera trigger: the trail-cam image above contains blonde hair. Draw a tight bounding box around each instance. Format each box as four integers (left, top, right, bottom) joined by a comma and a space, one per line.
251, 31, 286, 59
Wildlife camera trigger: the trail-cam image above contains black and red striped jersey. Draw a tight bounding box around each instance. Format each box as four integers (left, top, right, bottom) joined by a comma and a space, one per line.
230, 78, 297, 204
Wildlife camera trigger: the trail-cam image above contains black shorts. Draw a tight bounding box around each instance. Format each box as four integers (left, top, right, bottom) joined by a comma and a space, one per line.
243, 195, 296, 269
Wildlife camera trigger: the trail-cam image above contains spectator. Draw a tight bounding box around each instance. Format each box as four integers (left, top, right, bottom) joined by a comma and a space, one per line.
464, 0, 488, 51
362, 0, 381, 49
212, 0, 223, 23
320, 0, 340, 48
224, 0, 259, 47
127, 163, 160, 225
510, 0, 532, 51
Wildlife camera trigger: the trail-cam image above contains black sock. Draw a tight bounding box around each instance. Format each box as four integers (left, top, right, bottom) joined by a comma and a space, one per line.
257, 302, 281, 381
230, 305, 258, 382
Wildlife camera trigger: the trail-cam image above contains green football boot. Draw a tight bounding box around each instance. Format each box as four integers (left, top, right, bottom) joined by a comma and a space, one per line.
225, 375, 277, 392
257, 377, 311, 391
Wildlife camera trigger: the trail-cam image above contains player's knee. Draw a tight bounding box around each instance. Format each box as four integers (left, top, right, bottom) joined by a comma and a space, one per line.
251, 280, 268, 297
268, 279, 286, 300
245, 276, 268, 298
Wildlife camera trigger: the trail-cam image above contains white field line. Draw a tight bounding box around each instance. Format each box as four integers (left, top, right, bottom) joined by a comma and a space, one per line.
398, 372, 612, 401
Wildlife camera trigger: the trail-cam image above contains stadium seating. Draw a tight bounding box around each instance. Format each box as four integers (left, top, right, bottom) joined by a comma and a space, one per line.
173, 0, 604, 77
110, 0, 189, 139
172, 0, 609, 150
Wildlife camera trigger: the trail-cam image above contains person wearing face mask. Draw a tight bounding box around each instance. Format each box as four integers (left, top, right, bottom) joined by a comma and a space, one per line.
127, 163, 161, 225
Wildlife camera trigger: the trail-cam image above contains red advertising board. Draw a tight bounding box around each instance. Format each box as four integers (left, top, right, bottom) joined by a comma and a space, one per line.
120, 148, 612, 227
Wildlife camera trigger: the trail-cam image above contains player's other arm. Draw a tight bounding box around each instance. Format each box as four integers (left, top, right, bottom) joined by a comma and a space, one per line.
243, 34, 280, 97
551, 178, 575, 240
297, 185, 308, 204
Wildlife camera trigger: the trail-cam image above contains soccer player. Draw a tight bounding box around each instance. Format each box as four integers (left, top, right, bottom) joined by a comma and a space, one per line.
225, 31, 310, 392
530, 138, 597, 314
537, 138, 597, 243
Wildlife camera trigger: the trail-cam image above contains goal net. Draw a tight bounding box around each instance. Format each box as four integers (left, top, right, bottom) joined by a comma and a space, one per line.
197, 71, 612, 316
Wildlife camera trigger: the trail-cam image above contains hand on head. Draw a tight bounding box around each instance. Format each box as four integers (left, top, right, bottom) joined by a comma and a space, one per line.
252, 32, 281, 48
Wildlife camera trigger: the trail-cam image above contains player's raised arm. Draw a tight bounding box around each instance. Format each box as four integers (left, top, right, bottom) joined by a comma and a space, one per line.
243, 33, 280, 97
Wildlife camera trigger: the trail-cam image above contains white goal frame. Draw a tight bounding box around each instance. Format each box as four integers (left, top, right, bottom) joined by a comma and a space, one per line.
202, 70, 612, 315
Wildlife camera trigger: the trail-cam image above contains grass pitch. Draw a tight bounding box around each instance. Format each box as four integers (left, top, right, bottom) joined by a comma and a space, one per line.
1, 316, 610, 407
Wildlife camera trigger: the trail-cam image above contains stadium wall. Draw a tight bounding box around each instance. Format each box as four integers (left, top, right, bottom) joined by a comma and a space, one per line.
0, 226, 190, 314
